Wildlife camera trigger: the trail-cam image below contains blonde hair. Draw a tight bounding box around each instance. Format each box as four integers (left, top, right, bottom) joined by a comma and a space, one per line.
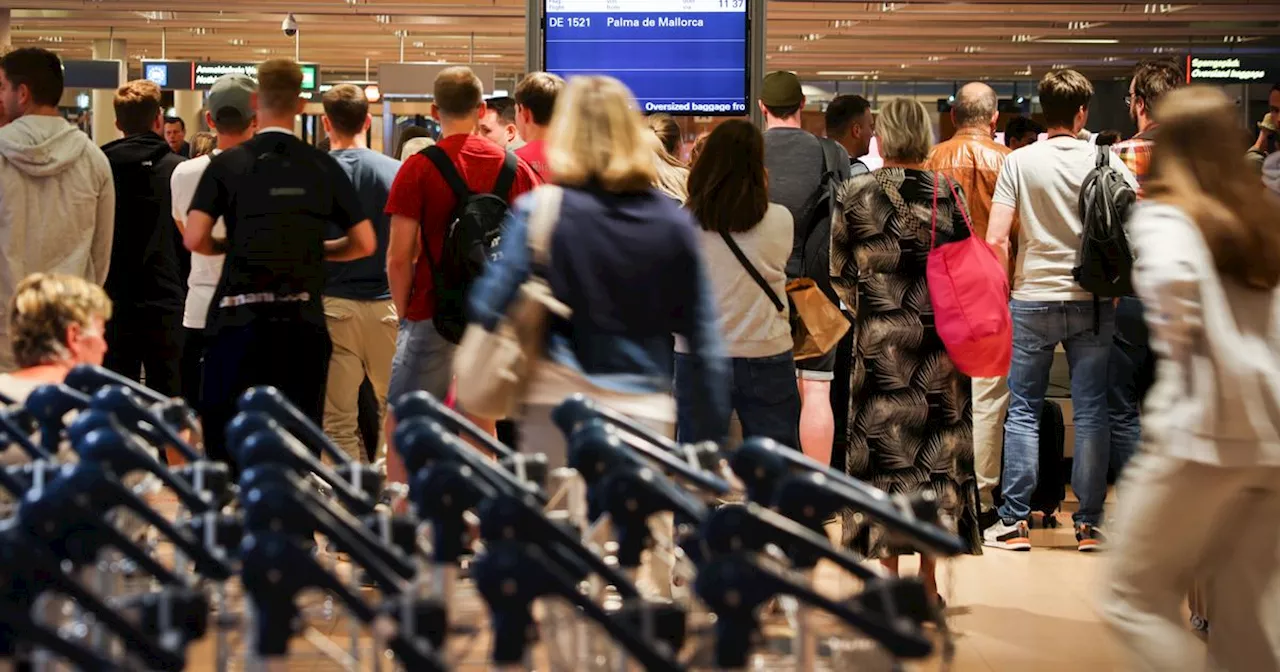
1147, 86, 1280, 290
113, 79, 163, 135
651, 135, 690, 203
434, 66, 484, 119
546, 76, 657, 193
9, 273, 112, 369
647, 113, 682, 157
876, 98, 933, 164
257, 59, 304, 114
190, 132, 216, 158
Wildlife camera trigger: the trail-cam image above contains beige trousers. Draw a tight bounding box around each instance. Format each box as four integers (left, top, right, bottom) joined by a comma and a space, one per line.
972, 375, 1010, 511
322, 297, 398, 464
519, 403, 677, 599
1102, 452, 1280, 672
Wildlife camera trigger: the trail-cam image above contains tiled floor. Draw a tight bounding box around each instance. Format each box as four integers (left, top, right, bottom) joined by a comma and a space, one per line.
912, 520, 1128, 671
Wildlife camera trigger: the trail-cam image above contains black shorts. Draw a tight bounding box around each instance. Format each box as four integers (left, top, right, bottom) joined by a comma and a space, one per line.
795, 349, 836, 381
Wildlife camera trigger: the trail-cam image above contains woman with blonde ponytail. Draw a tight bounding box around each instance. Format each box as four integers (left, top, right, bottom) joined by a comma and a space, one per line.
1102, 85, 1280, 671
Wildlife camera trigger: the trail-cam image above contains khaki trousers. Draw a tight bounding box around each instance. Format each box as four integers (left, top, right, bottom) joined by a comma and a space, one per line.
972, 375, 1010, 511
322, 297, 398, 464
1103, 452, 1280, 672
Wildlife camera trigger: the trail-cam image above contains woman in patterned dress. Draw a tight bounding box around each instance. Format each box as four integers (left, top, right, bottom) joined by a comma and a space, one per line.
830, 98, 982, 602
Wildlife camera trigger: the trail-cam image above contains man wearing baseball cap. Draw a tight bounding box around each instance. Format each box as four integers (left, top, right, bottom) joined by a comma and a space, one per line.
759, 70, 852, 473
170, 73, 258, 411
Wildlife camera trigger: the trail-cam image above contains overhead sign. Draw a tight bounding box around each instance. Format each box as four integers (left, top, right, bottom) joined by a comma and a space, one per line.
543, 0, 750, 116
377, 63, 496, 98
142, 60, 196, 90
142, 60, 319, 91
63, 60, 125, 90
1186, 55, 1274, 83
194, 62, 320, 91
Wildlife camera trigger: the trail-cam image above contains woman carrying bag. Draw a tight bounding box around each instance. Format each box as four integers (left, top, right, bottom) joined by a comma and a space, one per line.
460, 75, 730, 471
829, 98, 983, 604
675, 119, 800, 450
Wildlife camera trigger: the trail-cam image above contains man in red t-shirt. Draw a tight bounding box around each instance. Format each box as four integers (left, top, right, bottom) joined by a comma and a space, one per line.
513, 72, 565, 180
384, 65, 540, 482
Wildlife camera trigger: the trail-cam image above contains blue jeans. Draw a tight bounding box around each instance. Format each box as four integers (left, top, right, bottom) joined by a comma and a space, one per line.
675, 351, 800, 450
998, 300, 1115, 526
1108, 296, 1152, 481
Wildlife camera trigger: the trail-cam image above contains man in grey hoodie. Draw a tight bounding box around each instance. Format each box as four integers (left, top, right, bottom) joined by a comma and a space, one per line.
0, 48, 114, 373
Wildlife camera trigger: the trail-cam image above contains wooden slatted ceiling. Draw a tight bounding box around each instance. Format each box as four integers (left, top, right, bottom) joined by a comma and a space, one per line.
1, 0, 1277, 81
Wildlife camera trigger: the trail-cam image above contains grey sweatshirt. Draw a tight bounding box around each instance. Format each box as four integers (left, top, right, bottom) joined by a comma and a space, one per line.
0, 116, 115, 372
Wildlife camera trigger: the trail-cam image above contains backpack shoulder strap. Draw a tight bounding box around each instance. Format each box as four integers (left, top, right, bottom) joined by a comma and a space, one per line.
819, 138, 851, 182
422, 145, 472, 202
1096, 144, 1111, 169
720, 230, 786, 314
491, 151, 519, 200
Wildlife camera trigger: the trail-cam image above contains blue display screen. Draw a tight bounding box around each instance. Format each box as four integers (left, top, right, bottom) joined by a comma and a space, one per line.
544, 0, 750, 116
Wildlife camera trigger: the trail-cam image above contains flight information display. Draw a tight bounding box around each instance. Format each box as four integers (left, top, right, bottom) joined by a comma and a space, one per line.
544, 0, 750, 116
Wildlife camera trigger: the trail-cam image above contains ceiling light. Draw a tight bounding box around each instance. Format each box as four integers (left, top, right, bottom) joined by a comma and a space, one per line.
1066, 21, 1104, 30
1052, 63, 1071, 69
254, 48, 275, 55
189, 28, 214, 35
879, 2, 903, 11
228, 38, 247, 46
373, 14, 391, 24
393, 30, 409, 38
1015, 66, 1032, 76
1144, 3, 1175, 13
1012, 34, 1037, 43
37, 36, 63, 43
1037, 38, 1119, 44
963, 46, 983, 53
926, 56, 943, 62
830, 20, 859, 28
1223, 36, 1261, 43
1151, 46, 1172, 53
816, 70, 879, 76
777, 44, 794, 52
801, 33, 824, 41
1104, 56, 1120, 62
137, 11, 176, 21
412, 41, 425, 48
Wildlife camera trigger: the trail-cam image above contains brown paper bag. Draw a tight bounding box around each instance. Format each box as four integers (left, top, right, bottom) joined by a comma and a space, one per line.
787, 278, 851, 361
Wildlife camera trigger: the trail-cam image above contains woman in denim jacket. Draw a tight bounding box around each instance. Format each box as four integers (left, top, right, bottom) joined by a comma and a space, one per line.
467, 75, 729, 469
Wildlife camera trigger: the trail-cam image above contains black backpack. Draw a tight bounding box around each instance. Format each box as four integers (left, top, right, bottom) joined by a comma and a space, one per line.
789, 139, 852, 304
421, 145, 518, 344
1073, 145, 1137, 298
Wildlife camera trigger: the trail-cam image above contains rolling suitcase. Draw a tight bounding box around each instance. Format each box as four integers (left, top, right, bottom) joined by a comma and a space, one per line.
1031, 400, 1067, 526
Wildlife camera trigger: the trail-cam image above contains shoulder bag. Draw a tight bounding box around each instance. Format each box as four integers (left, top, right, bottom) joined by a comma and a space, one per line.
719, 230, 850, 360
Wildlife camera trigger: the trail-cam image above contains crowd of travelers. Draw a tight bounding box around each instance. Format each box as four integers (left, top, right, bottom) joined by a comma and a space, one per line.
0, 44, 1278, 669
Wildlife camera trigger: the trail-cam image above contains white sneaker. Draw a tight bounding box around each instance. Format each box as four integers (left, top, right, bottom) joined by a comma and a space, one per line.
983, 519, 1031, 551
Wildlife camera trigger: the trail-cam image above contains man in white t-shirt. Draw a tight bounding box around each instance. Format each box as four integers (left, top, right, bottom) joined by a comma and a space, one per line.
170, 74, 257, 410
984, 69, 1139, 554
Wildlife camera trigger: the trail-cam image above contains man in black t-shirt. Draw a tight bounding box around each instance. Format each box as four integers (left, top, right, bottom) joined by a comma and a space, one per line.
184, 59, 375, 466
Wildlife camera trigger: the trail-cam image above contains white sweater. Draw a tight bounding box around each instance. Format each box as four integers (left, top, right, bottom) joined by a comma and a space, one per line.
0, 117, 115, 373
677, 203, 794, 359
1131, 202, 1280, 468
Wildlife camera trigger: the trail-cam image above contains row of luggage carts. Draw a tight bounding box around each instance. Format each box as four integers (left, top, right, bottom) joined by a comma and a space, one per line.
0, 364, 967, 671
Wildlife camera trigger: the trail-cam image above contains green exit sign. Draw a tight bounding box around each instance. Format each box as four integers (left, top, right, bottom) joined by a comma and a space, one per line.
301, 65, 318, 91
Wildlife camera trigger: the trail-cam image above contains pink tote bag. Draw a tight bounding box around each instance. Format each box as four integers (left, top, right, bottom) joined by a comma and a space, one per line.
927, 175, 1012, 378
